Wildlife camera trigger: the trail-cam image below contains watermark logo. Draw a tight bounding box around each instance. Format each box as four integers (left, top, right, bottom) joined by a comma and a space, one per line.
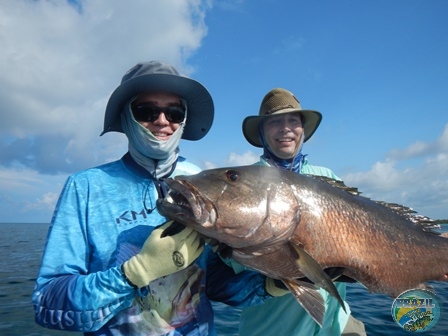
391, 288, 441, 332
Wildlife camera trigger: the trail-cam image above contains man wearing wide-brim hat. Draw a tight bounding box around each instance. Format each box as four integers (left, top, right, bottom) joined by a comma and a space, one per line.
33, 61, 269, 335
228, 88, 367, 335
243, 87, 322, 148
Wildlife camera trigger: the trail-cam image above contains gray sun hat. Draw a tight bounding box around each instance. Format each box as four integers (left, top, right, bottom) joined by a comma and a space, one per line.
242, 88, 322, 147
101, 61, 214, 141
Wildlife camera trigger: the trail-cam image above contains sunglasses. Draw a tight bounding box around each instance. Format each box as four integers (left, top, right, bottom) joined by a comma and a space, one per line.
131, 103, 186, 123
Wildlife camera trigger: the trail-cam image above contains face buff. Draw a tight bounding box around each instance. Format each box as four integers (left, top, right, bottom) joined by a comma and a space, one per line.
121, 99, 186, 179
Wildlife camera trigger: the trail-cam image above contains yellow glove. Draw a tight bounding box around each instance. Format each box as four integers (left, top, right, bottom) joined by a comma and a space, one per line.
122, 220, 204, 288
265, 277, 290, 297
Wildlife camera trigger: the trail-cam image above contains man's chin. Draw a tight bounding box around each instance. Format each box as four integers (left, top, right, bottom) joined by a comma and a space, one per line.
273, 150, 295, 160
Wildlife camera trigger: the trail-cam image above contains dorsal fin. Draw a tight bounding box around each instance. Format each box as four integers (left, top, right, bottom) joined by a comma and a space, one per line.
307, 174, 447, 235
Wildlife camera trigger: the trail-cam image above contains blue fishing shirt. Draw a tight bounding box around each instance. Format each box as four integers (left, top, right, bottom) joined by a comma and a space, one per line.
32, 153, 269, 335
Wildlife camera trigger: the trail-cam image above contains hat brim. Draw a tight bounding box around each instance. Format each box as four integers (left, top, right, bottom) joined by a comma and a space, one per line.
101, 73, 214, 141
242, 108, 322, 147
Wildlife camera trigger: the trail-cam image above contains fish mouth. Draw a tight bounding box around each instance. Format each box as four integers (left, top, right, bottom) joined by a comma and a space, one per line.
156, 179, 216, 229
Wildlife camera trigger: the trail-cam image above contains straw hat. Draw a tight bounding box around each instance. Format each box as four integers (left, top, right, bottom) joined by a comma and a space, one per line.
242, 88, 322, 147
101, 61, 214, 141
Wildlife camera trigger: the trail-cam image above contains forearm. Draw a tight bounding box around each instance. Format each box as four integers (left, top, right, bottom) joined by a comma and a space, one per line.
33, 266, 136, 331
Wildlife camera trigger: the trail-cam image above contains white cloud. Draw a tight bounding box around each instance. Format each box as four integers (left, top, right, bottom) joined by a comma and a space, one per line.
0, 168, 67, 222
387, 124, 448, 160
0, 0, 209, 174
203, 161, 218, 169
225, 151, 259, 166
201, 151, 259, 170
342, 124, 448, 219
24, 192, 59, 212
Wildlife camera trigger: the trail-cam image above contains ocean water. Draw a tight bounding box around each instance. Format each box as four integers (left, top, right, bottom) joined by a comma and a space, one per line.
0, 223, 447, 336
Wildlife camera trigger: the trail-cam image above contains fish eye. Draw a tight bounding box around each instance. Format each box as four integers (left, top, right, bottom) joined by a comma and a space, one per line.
225, 170, 239, 182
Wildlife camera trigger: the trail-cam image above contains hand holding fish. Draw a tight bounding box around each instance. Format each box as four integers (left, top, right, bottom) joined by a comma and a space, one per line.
122, 220, 204, 288
265, 277, 289, 296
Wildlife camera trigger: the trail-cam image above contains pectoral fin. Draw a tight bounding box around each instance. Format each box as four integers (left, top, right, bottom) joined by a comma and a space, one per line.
288, 242, 347, 313
281, 278, 325, 327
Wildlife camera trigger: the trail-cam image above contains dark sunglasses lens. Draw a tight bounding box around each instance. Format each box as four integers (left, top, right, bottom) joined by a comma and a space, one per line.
132, 106, 156, 122
133, 105, 185, 123
165, 106, 185, 123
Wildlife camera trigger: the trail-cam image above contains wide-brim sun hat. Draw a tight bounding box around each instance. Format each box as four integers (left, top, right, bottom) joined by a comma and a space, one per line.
242, 88, 322, 147
101, 61, 214, 141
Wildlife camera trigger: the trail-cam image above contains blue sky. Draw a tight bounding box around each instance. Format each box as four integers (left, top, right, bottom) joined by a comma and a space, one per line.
0, 0, 447, 223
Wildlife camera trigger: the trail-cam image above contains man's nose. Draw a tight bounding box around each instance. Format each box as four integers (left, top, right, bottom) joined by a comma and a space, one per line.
153, 112, 169, 125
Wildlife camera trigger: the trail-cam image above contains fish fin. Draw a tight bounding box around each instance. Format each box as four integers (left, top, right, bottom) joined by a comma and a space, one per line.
288, 242, 347, 313
308, 175, 362, 196
281, 278, 324, 327
310, 175, 448, 234
323, 267, 358, 283
333, 275, 357, 283
323, 267, 345, 281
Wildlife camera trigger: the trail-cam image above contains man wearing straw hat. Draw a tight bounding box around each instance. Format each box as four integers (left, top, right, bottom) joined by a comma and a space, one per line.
233, 88, 367, 335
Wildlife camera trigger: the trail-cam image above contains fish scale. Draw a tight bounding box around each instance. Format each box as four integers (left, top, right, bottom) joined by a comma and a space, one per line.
291, 179, 448, 296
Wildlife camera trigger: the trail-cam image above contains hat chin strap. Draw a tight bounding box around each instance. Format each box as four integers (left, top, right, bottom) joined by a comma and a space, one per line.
290, 131, 305, 167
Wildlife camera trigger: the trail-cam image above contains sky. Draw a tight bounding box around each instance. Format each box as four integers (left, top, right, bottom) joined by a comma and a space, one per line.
0, 0, 447, 223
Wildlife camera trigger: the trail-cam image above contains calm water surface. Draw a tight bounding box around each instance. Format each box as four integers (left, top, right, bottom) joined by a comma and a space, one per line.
0, 223, 447, 335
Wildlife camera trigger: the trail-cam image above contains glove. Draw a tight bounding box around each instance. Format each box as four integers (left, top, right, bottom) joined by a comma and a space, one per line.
122, 220, 204, 288
265, 277, 290, 297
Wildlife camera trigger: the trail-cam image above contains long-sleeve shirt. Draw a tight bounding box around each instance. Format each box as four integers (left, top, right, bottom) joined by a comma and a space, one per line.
228, 156, 351, 336
32, 153, 269, 335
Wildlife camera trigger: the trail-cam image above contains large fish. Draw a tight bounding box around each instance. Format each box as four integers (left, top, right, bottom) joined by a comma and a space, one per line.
156, 165, 448, 325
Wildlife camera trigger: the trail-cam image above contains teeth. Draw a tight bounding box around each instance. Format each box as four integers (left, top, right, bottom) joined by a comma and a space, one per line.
166, 194, 174, 203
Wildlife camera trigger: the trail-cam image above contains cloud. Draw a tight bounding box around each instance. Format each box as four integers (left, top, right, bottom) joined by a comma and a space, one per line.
24, 192, 59, 213
202, 151, 258, 170
0, 0, 209, 175
203, 161, 218, 169
387, 124, 448, 160
0, 168, 67, 222
342, 124, 448, 219
225, 151, 259, 166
